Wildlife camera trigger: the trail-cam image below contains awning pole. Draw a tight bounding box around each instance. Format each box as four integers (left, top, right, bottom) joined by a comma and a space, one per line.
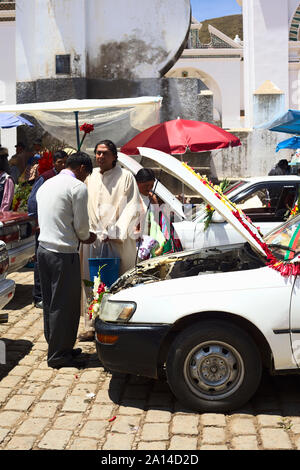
74, 111, 80, 150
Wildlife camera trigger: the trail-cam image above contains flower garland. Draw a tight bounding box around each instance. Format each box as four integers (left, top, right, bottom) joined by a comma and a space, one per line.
181, 162, 300, 277
84, 265, 109, 320
203, 178, 230, 231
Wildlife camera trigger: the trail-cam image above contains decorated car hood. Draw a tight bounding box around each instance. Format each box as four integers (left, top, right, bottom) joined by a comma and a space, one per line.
137, 147, 267, 257
117, 152, 186, 220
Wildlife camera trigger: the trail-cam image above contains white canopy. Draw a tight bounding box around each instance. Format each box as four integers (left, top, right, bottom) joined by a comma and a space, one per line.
0, 97, 162, 151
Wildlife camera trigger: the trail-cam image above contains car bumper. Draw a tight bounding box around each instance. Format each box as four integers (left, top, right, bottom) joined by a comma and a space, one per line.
8, 239, 35, 273
0, 278, 15, 322
95, 318, 171, 379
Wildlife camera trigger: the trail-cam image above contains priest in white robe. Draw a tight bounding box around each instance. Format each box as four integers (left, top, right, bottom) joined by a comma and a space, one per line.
79, 140, 141, 341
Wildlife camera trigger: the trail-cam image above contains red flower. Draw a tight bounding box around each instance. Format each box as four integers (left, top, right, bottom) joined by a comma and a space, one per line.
80, 123, 94, 134
97, 282, 106, 294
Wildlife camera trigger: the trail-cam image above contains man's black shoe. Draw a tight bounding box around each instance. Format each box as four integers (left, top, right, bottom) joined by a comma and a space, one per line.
50, 358, 86, 370
71, 348, 82, 357
34, 300, 43, 309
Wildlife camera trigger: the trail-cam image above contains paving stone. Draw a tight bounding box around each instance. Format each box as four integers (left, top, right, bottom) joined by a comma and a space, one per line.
0, 375, 23, 388
140, 423, 169, 441
102, 432, 134, 450
79, 370, 102, 383
27, 370, 53, 382
169, 435, 198, 450
201, 413, 226, 427
0, 427, 10, 443
0, 411, 23, 427
53, 413, 83, 430
230, 417, 256, 435
38, 429, 72, 450
202, 427, 226, 444
40, 386, 69, 401
256, 414, 282, 427
30, 402, 59, 418
260, 428, 293, 450
118, 401, 145, 415
71, 383, 97, 396
171, 415, 199, 434
200, 444, 228, 450
111, 415, 141, 434
4, 394, 35, 411
79, 420, 108, 439
138, 441, 167, 450
17, 382, 44, 396
9, 365, 31, 376
16, 418, 49, 436
145, 409, 172, 423
88, 404, 115, 420
62, 396, 89, 413
69, 438, 98, 450
5, 435, 36, 450
232, 435, 259, 450
0, 387, 11, 403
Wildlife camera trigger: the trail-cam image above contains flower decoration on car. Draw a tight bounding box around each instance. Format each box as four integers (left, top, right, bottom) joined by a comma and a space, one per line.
84, 265, 109, 320
12, 183, 32, 212
181, 162, 300, 277
79, 123, 94, 150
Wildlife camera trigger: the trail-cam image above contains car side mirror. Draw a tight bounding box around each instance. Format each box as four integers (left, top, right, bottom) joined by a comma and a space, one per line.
211, 211, 226, 223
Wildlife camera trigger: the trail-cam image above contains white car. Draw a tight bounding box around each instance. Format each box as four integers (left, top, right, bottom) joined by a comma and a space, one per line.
95, 149, 300, 412
174, 174, 300, 250
119, 148, 300, 251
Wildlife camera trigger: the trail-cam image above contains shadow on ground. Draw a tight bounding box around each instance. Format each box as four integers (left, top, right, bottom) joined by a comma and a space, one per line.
0, 338, 33, 380
4, 283, 34, 311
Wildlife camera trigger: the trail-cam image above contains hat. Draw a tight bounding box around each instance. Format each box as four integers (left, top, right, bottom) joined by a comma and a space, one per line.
15, 142, 25, 149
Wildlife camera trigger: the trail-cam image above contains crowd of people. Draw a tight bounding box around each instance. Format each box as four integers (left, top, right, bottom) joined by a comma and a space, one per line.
0, 138, 183, 369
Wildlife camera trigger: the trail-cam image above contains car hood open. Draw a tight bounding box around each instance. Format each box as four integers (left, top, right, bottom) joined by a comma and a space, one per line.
137, 147, 267, 257
117, 151, 186, 220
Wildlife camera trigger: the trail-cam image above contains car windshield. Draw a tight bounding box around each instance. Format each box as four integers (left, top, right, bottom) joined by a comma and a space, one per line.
264, 214, 300, 261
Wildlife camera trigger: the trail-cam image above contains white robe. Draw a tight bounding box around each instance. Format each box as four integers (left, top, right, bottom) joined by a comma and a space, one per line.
80, 164, 141, 328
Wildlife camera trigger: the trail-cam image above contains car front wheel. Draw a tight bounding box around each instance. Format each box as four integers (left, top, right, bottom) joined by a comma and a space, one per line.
166, 320, 262, 412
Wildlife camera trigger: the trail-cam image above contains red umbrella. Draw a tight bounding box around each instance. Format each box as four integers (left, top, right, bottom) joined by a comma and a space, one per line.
121, 118, 241, 155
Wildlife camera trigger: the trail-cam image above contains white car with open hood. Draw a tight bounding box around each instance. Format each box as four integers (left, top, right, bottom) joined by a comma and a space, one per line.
95, 148, 300, 412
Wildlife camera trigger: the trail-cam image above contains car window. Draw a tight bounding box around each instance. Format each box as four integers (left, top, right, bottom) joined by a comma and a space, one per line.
234, 183, 298, 222
264, 215, 300, 260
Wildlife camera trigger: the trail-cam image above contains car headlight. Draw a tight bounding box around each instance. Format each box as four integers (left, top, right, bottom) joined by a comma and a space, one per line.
99, 296, 136, 322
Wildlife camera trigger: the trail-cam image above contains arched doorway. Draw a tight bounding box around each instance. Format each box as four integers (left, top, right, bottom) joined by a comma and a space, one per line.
165, 67, 222, 123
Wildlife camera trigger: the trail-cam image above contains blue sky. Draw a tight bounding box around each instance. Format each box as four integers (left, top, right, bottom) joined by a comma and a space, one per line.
190, 0, 242, 22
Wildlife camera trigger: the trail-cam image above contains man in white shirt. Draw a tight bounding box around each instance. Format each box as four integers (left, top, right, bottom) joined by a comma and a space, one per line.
36, 152, 96, 369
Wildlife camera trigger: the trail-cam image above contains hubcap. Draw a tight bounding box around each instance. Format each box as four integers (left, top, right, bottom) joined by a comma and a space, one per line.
183, 341, 245, 401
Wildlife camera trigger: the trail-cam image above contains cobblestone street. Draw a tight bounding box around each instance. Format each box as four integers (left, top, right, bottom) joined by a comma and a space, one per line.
1, 268, 300, 450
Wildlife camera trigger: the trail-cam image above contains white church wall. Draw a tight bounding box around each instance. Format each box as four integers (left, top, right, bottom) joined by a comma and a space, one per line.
167, 56, 242, 128
0, 21, 16, 156
16, 0, 86, 82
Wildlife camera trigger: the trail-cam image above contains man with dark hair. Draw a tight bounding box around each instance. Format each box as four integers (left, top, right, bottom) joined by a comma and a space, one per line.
28, 150, 68, 309
268, 159, 291, 176
36, 152, 96, 369
79, 140, 140, 341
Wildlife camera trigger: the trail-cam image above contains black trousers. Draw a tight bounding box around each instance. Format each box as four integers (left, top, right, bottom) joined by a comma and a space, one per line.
37, 245, 81, 367
33, 231, 42, 303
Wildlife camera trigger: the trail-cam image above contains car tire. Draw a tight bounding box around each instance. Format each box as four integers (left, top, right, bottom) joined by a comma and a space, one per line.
166, 320, 262, 412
